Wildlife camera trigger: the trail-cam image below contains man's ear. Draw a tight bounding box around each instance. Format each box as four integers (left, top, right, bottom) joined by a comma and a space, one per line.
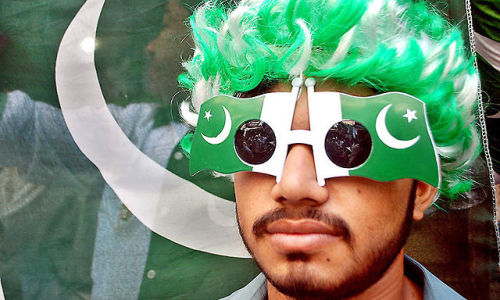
412, 181, 438, 221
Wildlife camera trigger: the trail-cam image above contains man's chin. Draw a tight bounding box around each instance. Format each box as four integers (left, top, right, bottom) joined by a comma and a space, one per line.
264, 265, 369, 300
254, 240, 405, 299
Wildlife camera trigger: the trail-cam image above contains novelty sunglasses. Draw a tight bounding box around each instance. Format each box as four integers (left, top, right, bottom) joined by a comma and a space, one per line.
190, 78, 440, 187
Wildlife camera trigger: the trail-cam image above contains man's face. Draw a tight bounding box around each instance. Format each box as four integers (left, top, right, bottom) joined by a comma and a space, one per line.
234, 81, 428, 298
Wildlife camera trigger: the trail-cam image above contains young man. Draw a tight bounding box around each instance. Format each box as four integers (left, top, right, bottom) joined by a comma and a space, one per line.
181, 0, 479, 298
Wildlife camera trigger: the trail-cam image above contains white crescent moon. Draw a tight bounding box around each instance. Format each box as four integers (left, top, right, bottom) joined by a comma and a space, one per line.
376, 104, 420, 149
202, 106, 232, 144
55, 0, 248, 258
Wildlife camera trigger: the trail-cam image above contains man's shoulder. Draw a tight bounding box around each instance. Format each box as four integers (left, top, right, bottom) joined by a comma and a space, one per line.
404, 255, 465, 300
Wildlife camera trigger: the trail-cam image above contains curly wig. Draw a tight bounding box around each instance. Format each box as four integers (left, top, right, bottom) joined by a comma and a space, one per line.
179, 0, 481, 198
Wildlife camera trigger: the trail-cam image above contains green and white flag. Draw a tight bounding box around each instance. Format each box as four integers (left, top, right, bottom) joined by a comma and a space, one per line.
190, 92, 297, 177
309, 92, 440, 187
191, 92, 440, 187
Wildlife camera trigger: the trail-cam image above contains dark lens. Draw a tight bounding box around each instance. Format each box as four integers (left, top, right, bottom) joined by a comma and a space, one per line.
235, 120, 276, 165
325, 120, 372, 168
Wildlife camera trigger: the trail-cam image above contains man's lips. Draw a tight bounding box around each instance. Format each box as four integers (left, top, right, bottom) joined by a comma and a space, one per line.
267, 219, 339, 234
266, 219, 344, 254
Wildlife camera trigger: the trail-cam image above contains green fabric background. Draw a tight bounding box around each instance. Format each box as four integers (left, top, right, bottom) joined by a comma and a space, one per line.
0, 0, 259, 299
0, 0, 498, 299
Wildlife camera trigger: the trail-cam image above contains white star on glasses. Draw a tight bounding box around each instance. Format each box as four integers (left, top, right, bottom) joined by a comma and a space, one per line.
403, 109, 417, 123
204, 110, 212, 121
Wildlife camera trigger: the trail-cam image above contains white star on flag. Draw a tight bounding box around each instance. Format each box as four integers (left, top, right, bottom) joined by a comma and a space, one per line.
403, 109, 417, 123
204, 110, 212, 121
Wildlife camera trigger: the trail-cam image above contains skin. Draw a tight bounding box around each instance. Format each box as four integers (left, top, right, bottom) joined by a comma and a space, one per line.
234, 81, 437, 300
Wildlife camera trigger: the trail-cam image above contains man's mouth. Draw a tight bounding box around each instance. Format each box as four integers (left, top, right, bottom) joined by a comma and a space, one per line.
266, 219, 345, 254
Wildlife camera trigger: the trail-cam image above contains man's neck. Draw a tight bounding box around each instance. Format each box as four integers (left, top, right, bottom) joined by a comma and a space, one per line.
266, 249, 422, 300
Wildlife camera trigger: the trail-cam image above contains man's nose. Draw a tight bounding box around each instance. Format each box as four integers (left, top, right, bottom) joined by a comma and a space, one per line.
271, 143, 329, 206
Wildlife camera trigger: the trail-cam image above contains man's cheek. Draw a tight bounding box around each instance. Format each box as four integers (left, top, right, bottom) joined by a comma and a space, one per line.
236, 205, 253, 237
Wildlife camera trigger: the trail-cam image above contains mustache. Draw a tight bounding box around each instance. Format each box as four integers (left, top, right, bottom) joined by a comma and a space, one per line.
252, 207, 352, 242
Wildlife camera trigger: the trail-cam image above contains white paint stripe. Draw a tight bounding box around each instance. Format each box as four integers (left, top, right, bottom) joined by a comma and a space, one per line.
474, 31, 500, 72
287, 130, 313, 145
55, 0, 249, 258
254, 92, 296, 181
308, 92, 348, 185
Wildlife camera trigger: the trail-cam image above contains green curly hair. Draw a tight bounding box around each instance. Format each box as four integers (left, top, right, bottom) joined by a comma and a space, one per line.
179, 0, 481, 199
